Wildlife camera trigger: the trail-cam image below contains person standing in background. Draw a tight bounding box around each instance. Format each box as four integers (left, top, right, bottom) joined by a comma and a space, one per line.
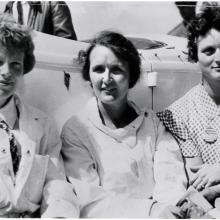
4, 1, 77, 40
168, 1, 196, 38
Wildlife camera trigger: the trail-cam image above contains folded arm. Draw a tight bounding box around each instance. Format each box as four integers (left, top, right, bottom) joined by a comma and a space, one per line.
40, 118, 79, 218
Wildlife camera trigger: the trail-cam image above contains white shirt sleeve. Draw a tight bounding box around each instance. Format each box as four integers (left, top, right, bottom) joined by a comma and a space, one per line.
153, 121, 188, 205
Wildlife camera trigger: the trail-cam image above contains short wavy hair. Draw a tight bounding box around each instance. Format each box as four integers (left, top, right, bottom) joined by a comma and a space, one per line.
82, 31, 141, 88
0, 13, 35, 74
188, 4, 220, 62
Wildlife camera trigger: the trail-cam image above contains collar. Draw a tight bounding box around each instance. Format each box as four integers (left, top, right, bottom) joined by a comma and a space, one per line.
85, 97, 146, 147
194, 84, 220, 120
86, 97, 145, 125
0, 96, 17, 129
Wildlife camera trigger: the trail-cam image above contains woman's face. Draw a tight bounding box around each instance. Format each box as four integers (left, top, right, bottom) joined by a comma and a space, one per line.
0, 45, 24, 104
89, 45, 130, 105
198, 28, 220, 86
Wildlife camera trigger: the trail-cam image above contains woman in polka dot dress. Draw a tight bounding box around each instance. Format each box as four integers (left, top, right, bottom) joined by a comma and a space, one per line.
158, 2, 220, 206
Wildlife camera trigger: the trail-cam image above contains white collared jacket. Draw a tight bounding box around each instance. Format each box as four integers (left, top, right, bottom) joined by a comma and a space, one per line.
0, 95, 79, 217
61, 97, 187, 218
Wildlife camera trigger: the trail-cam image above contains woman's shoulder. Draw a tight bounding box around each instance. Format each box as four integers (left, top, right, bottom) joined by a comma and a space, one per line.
62, 98, 96, 134
170, 85, 199, 111
62, 109, 88, 132
128, 101, 156, 117
15, 94, 50, 121
132, 103, 161, 132
156, 85, 201, 141
158, 84, 200, 122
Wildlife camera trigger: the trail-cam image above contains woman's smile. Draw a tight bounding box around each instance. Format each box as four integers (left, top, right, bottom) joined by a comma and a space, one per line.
101, 86, 116, 92
211, 65, 220, 71
0, 80, 12, 85
0, 78, 15, 88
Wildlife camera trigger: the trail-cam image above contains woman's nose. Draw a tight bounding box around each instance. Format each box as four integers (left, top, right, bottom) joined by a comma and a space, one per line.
0, 63, 9, 76
214, 48, 220, 63
102, 68, 112, 83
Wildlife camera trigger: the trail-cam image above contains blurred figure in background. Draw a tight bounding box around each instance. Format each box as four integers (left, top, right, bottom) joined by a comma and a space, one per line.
4, 1, 77, 40
168, 1, 197, 38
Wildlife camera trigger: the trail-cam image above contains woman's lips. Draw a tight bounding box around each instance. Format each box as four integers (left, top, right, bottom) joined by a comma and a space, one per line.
212, 66, 220, 70
0, 80, 13, 86
101, 87, 116, 92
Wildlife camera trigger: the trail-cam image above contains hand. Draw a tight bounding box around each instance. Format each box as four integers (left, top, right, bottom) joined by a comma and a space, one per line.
0, 174, 13, 214
190, 164, 220, 191
150, 202, 184, 219
179, 200, 211, 218
201, 184, 220, 202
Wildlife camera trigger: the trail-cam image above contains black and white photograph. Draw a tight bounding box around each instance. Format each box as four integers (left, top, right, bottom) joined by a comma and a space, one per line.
0, 0, 220, 218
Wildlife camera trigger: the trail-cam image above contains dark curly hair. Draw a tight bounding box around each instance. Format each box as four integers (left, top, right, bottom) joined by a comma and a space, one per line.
0, 13, 35, 74
82, 31, 141, 88
188, 4, 220, 62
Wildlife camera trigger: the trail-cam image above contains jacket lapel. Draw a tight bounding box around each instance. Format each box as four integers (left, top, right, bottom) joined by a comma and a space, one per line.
13, 96, 44, 201
14, 131, 35, 203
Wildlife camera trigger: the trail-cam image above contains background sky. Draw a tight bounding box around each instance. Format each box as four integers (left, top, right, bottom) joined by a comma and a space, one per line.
0, 1, 182, 40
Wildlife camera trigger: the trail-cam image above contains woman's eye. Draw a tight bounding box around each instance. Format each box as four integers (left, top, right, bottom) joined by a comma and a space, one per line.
10, 62, 22, 71
92, 65, 105, 73
111, 66, 124, 74
202, 47, 216, 56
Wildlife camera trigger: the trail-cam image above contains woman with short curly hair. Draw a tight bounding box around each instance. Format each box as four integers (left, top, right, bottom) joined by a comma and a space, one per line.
0, 13, 78, 217
0, 13, 35, 74
158, 1, 220, 207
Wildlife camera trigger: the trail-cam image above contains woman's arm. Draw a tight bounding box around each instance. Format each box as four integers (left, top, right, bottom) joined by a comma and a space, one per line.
39, 118, 79, 218
153, 121, 188, 205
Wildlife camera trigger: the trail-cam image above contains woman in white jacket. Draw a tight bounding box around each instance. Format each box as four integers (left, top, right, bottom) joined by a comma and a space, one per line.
0, 13, 79, 217
61, 31, 188, 218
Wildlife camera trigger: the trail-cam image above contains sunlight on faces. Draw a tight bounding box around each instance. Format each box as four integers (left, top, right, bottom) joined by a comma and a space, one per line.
0, 43, 24, 105
89, 45, 130, 106
198, 28, 220, 86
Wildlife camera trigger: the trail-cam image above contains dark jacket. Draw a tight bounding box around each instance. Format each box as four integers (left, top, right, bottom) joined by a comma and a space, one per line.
4, 1, 77, 40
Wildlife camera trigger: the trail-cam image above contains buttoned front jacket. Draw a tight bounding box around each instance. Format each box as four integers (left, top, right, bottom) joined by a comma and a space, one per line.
0, 95, 79, 218
4, 1, 77, 40
61, 97, 187, 218
158, 84, 220, 164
